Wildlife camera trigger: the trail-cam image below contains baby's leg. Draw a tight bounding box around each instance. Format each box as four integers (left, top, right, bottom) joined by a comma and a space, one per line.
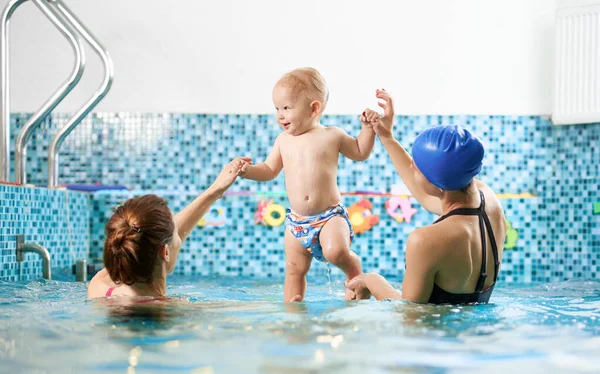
284, 229, 312, 302
320, 216, 363, 284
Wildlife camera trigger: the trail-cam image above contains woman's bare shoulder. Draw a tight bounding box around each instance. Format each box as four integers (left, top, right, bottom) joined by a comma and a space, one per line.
408, 225, 457, 252
411, 217, 471, 261
87, 268, 115, 298
474, 180, 500, 201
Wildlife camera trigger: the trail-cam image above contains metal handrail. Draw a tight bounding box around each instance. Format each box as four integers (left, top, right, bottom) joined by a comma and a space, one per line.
0, 0, 28, 181
17, 234, 51, 280
14, 0, 85, 184
47, 0, 114, 189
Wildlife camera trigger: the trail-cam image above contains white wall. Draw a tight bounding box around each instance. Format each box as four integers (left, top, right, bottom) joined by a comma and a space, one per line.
2, 0, 556, 114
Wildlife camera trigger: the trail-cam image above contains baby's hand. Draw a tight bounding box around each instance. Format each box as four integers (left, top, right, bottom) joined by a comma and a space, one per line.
232, 156, 252, 177
345, 287, 357, 300
359, 109, 380, 128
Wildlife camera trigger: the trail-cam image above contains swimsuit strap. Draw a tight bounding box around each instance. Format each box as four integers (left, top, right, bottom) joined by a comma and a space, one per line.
433, 191, 484, 223
474, 196, 488, 293
476, 191, 500, 283
482, 207, 500, 283
105, 287, 116, 297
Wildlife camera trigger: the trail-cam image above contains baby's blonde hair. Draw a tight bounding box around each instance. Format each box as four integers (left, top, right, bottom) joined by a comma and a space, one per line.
277, 67, 329, 110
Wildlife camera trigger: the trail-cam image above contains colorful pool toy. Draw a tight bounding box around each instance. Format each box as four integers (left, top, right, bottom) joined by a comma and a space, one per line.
347, 199, 380, 234
504, 219, 519, 249
197, 206, 227, 227
385, 196, 418, 223
255, 199, 286, 227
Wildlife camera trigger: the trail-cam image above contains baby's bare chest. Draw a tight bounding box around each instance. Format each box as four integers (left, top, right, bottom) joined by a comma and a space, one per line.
280, 134, 339, 165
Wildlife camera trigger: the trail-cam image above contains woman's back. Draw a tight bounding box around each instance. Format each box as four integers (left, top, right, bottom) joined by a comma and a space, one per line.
425, 180, 506, 295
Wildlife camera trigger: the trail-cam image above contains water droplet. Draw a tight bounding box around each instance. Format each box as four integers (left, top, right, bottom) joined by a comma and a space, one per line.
315, 349, 325, 363
326, 264, 332, 294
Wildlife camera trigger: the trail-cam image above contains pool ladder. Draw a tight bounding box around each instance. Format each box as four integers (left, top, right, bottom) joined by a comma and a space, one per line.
16, 235, 51, 280
0, 0, 114, 187
1, 0, 113, 280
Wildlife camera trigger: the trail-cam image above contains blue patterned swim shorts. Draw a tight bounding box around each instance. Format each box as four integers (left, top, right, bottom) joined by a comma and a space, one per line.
286, 203, 354, 262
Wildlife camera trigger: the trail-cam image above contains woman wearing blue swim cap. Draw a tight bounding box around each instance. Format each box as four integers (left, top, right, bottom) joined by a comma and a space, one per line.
346, 90, 507, 304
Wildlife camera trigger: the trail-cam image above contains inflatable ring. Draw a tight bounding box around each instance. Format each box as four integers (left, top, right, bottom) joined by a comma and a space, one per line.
263, 204, 286, 227
197, 207, 227, 227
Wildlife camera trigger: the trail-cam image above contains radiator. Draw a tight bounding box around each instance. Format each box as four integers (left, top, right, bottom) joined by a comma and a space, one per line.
553, 0, 600, 125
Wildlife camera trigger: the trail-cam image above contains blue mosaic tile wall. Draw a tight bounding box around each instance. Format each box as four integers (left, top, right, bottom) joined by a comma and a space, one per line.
4, 113, 600, 283
88, 191, 549, 283
0, 184, 90, 281
7, 113, 550, 194
89, 192, 422, 279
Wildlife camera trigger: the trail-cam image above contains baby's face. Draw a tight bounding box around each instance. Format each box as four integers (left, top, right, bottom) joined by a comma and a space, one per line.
272, 84, 315, 136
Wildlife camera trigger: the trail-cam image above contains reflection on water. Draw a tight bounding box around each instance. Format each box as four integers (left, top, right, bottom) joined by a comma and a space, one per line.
0, 277, 599, 373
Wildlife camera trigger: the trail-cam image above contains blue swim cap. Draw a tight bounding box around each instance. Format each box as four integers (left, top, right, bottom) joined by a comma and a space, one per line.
412, 125, 484, 190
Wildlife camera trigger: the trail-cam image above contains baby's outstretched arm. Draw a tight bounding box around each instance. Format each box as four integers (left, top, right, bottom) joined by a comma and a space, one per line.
336, 115, 376, 161
241, 136, 283, 181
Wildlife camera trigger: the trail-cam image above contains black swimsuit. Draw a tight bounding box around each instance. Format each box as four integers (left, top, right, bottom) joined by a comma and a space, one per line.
427, 191, 500, 305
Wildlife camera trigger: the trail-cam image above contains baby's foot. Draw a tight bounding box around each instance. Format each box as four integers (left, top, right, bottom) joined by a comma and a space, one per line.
345, 287, 356, 300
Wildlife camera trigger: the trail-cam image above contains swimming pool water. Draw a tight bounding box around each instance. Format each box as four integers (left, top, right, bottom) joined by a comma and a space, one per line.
0, 275, 599, 373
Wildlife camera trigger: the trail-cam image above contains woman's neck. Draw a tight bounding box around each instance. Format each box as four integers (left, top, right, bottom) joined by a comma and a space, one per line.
439, 183, 480, 216
130, 278, 166, 297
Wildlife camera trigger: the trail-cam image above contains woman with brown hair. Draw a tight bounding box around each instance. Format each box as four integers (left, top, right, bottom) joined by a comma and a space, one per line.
87, 158, 251, 298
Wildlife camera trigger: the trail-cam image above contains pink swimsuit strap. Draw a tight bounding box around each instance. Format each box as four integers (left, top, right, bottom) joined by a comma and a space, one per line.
105, 287, 117, 297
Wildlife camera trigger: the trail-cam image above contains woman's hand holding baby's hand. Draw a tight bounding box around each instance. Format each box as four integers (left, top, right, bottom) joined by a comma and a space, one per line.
232, 156, 252, 177
360, 109, 381, 129
212, 157, 252, 193
345, 274, 372, 300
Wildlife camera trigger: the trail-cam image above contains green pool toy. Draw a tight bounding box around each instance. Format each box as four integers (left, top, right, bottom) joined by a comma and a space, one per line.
504, 219, 519, 249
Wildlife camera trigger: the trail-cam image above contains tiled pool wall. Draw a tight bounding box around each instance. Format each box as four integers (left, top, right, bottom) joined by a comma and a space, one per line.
2, 113, 599, 282
0, 184, 89, 281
